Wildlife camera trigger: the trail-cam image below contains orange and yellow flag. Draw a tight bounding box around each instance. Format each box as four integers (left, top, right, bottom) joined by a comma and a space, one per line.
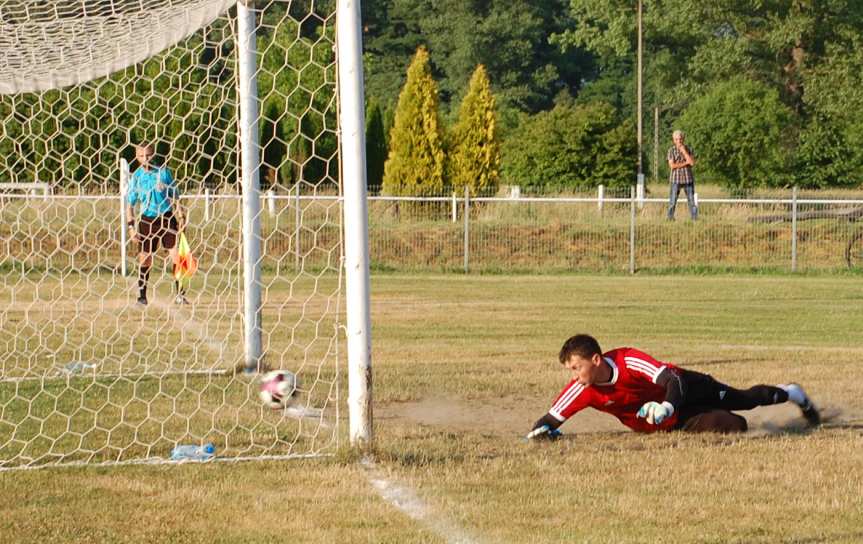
173, 232, 198, 283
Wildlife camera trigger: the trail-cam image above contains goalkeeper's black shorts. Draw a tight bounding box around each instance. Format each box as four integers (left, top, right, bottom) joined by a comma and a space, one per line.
673, 369, 787, 432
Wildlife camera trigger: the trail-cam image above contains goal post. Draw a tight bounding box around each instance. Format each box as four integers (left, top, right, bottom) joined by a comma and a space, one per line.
336, 0, 373, 447
0, 0, 373, 470
237, 0, 263, 374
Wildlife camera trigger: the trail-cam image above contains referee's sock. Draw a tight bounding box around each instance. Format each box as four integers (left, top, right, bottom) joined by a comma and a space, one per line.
138, 265, 150, 300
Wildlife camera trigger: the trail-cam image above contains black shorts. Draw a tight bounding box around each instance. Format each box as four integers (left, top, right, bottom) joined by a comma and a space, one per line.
672, 369, 782, 431
137, 213, 178, 254
673, 370, 734, 429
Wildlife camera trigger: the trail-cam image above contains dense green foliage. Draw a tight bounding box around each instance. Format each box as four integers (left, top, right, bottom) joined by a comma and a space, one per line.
0, 5, 335, 193
678, 77, 794, 195
4, 1, 863, 194
551, 0, 863, 191
362, 0, 592, 124
447, 65, 500, 196
365, 99, 387, 192
503, 98, 635, 192
381, 47, 446, 196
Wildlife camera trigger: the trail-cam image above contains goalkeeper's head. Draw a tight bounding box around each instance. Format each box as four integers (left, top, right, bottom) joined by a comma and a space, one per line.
558, 334, 602, 364
558, 334, 608, 386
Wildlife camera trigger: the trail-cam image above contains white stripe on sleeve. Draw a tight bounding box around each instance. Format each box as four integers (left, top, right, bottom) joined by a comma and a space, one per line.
624, 356, 663, 383
550, 383, 584, 420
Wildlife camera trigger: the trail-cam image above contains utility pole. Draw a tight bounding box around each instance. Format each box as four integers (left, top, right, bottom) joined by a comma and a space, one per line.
636, 0, 644, 206
654, 105, 659, 183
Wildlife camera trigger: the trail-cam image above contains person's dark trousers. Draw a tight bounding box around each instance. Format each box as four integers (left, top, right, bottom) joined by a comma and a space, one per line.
667, 182, 698, 220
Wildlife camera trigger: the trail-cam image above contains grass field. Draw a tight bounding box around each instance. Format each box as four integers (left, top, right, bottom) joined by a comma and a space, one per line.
2, 273, 863, 543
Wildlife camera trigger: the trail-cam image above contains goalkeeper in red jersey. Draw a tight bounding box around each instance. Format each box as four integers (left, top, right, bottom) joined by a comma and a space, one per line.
527, 334, 820, 440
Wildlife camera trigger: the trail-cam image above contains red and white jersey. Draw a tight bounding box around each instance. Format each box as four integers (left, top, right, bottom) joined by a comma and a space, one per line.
549, 347, 681, 433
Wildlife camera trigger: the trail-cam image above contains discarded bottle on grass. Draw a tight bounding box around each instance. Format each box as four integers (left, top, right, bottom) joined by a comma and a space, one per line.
170, 443, 215, 461
63, 361, 98, 374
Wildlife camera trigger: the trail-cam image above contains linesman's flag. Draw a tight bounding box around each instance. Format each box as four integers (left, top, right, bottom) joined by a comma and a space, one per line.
173, 232, 198, 283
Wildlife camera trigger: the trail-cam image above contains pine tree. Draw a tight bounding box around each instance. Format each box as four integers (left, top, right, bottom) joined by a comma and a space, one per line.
382, 46, 445, 196
365, 98, 387, 193
448, 64, 500, 196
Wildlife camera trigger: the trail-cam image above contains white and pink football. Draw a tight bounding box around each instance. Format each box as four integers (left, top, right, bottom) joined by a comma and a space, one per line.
259, 370, 298, 409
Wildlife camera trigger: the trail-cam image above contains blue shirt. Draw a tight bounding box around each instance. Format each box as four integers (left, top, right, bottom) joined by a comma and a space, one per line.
127, 165, 178, 218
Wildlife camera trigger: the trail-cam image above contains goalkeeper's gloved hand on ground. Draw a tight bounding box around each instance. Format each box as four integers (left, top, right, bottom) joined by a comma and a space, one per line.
636, 401, 675, 425
525, 424, 563, 441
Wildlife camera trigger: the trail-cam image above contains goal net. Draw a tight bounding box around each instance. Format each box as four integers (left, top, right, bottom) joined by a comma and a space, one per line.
0, 0, 352, 469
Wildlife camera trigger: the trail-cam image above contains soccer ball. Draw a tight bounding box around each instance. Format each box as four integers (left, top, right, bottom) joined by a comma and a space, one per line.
259, 370, 298, 409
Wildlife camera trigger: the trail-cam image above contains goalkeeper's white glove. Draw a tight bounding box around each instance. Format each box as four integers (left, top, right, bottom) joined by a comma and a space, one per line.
524, 424, 563, 441
636, 401, 675, 425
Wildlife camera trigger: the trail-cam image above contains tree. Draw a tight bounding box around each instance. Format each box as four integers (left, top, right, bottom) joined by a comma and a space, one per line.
558, 1, 863, 114
382, 47, 445, 196
448, 65, 500, 196
502, 97, 635, 192
362, 0, 593, 126
678, 77, 794, 194
365, 98, 387, 192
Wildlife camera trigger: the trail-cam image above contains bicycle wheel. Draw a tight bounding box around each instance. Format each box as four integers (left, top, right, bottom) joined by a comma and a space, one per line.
845, 229, 863, 269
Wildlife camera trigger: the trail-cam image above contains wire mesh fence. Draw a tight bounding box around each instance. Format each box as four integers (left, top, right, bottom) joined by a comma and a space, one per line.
3, 190, 862, 276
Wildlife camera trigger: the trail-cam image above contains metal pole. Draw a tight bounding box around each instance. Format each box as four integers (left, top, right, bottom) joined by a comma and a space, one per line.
598, 184, 605, 215
629, 185, 636, 274
204, 187, 211, 221
266, 189, 275, 216
636, 0, 644, 207
791, 186, 798, 272
451, 191, 457, 223
294, 182, 301, 268
338, 0, 373, 448
463, 185, 470, 273
653, 105, 659, 183
119, 158, 129, 277
238, 0, 263, 373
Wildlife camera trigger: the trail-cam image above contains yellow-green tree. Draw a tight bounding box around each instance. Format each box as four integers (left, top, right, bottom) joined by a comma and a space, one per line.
382, 46, 445, 196
448, 64, 500, 196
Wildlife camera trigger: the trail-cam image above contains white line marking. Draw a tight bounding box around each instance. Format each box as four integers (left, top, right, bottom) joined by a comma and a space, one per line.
361, 457, 479, 544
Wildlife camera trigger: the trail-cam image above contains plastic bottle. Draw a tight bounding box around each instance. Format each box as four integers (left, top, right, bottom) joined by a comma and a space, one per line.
63, 361, 98, 374
170, 443, 215, 461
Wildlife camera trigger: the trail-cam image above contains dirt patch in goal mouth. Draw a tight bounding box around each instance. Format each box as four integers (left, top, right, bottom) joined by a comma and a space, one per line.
378, 395, 848, 437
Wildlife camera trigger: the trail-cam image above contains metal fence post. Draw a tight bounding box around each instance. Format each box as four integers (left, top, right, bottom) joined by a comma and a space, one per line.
598, 184, 605, 216
791, 186, 798, 272
629, 185, 636, 274
204, 187, 211, 221
452, 191, 457, 223
463, 186, 470, 273
119, 158, 129, 277
266, 189, 275, 217
294, 182, 301, 268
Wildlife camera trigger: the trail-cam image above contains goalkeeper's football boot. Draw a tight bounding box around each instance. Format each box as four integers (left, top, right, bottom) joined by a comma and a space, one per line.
781, 383, 820, 426
136, 296, 148, 307
174, 294, 189, 305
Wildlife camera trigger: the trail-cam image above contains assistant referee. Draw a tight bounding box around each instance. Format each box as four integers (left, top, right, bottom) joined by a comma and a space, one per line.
126, 143, 188, 306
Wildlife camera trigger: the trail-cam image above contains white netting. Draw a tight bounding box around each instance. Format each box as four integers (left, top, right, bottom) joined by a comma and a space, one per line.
0, 0, 344, 469
0, 0, 236, 94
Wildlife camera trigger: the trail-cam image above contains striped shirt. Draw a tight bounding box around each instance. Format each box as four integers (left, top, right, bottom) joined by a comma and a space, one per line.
548, 347, 681, 433
667, 145, 695, 185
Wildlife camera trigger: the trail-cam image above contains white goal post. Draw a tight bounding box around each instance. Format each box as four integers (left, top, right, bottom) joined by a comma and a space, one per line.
0, 0, 372, 469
